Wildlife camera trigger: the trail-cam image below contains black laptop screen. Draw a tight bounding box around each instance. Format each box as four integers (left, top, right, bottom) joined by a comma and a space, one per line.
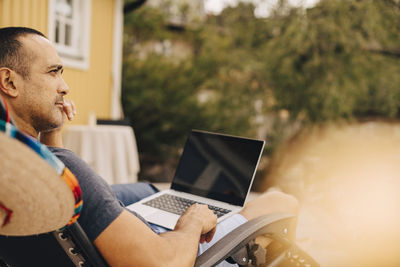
171, 130, 264, 206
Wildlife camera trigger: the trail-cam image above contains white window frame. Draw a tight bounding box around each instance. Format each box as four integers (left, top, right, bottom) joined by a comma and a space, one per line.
48, 0, 92, 70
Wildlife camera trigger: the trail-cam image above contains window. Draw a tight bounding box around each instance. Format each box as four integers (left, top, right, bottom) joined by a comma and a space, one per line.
48, 0, 91, 70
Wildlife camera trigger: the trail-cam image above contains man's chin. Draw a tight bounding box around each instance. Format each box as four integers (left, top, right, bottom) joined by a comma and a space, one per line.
37, 120, 63, 133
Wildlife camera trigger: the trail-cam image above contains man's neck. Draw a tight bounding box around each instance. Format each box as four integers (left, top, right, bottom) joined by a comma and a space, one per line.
38, 129, 64, 147
8, 109, 39, 139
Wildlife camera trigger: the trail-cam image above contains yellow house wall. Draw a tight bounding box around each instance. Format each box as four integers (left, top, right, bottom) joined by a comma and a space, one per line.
0, 0, 115, 125
0, 0, 48, 31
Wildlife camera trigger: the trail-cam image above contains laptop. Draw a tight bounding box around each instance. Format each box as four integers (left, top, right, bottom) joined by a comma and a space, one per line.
127, 130, 265, 229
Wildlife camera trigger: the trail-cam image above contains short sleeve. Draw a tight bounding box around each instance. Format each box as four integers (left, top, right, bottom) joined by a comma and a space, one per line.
48, 147, 124, 242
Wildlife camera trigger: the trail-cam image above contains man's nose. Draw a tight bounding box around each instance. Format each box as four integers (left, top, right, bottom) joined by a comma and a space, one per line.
58, 78, 70, 95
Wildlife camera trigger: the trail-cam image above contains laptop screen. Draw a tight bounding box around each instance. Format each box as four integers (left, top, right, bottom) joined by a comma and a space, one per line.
171, 130, 265, 206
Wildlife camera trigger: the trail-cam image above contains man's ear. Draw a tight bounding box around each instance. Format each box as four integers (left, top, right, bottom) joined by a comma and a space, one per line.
0, 68, 19, 97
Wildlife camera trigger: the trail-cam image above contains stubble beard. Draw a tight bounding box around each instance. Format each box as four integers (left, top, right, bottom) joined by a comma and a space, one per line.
32, 106, 64, 133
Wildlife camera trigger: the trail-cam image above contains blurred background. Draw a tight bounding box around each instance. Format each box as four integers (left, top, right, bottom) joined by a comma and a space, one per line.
121, 0, 400, 185
2, 0, 400, 265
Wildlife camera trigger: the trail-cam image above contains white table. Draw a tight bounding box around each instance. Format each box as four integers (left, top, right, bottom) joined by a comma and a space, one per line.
63, 125, 140, 184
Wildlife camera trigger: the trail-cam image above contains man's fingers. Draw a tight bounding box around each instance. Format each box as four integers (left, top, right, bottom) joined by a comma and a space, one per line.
62, 99, 76, 120
200, 227, 216, 244
198, 204, 217, 243
70, 99, 77, 115
179, 203, 218, 244
205, 227, 216, 243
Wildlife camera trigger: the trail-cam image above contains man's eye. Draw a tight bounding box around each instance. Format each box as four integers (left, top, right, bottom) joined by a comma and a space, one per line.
49, 69, 60, 75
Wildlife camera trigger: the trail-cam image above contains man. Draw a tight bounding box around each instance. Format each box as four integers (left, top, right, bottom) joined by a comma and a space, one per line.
0, 27, 298, 266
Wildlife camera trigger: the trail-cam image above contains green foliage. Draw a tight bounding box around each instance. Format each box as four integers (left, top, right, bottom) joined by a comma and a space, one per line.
263, 0, 400, 122
124, 7, 167, 44
122, 1, 400, 180
122, 56, 208, 157
122, 3, 265, 165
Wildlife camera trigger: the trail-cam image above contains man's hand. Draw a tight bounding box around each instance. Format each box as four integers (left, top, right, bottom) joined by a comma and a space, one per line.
174, 203, 217, 244
39, 99, 76, 147
96, 205, 217, 266
62, 98, 77, 121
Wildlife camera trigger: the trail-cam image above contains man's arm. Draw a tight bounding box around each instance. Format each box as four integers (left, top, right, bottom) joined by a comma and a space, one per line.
94, 204, 217, 267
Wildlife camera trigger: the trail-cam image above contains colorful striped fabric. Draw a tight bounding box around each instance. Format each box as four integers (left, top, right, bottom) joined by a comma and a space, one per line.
61, 168, 83, 227
0, 119, 82, 228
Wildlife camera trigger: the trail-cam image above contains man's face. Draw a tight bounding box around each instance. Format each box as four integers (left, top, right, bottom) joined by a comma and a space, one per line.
13, 34, 69, 134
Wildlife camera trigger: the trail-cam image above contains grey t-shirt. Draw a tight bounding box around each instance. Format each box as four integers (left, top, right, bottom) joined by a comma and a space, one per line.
48, 147, 143, 241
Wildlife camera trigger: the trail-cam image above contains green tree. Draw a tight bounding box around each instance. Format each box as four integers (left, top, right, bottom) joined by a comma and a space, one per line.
122, 4, 269, 180
263, 0, 400, 122
122, 0, 400, 181
122, 56, 212, 158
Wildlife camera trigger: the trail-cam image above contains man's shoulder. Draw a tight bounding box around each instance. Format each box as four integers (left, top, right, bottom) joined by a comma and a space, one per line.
47, 146, 91, 175
47, 146, 72, 154
47, 146, 80, 162
46, 147, 125, 242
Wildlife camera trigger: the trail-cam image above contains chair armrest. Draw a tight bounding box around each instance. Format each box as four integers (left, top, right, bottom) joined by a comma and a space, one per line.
195, 213, 296, 267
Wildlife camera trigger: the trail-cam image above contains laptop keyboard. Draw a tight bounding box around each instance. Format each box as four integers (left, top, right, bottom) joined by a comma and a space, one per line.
143, 194, 231, 218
